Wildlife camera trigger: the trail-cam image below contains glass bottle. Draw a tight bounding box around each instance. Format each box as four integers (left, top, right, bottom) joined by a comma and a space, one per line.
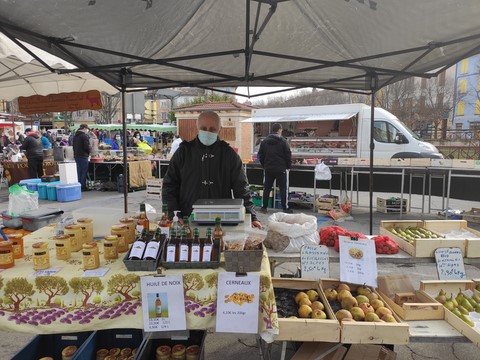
202, 228, 213, 262
165, 228, 178, 262
158, 204, 171, 239
137, 203, 150, 233
190, 228, 201, 262
155, 293, 162, 317
213, 217, 225, 251
178, 228, 189, 262
143, 228, 161, 260
128, 228, 148, 260
182, 216, 193, 239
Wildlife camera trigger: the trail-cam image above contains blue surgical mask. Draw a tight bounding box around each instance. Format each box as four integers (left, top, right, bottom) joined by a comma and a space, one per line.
198, 130, 218, 146
116, 137, 121, 141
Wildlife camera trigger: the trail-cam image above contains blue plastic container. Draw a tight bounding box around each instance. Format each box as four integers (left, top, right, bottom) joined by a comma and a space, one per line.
19, 178, 42, 192
57, 183, 82, 202
36, 182, 49, 200
12, 331, 94, 360
47, 183, 59, 201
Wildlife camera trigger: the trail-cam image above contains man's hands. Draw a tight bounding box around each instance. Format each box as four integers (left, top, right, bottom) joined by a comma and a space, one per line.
252, 220, 263, 229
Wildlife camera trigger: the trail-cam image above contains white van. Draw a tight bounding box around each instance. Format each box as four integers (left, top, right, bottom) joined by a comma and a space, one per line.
246, 104, 442, 159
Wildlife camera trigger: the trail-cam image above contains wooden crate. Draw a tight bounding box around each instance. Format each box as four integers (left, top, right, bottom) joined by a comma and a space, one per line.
376, 197, 408, 212
379, 220, 466, 257
355, 158, 370, 166
316, 197, 338, 211
431, 159, 453, 167
376, 290, 443, 321
272, 278, 341, 342
463, 208, 480, 224
320, 279, 410, 345
410, 158, 431, 167
373, 159, 391, 166
420, 280, 480, 347
452, 159, 475, 169
376, 205, 408, 214
337, 158, 356, 166
424, 220, 480, 258
390, 158, 411, 167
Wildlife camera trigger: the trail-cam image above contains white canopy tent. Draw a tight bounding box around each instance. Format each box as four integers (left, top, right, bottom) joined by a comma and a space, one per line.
1, 0, 480, 225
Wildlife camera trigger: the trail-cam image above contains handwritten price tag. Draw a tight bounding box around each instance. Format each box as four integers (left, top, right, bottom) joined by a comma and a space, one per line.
301, 245, 329, 279
435, 247, 466, 280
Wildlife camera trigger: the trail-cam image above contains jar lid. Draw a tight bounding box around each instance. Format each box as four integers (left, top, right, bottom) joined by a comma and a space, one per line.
65, 224, 81, 229
77, 218, 93, 223
54, 235, 71, 240
186, 345, 200, 355
0, 240, 13, 247
7, 233, 23, 239
104, 235, 118, 241
111, 224, 127, 229
32, 241, 47, 249
120, 217, 134, 223
171, 344, 186, 355
83, 242, 97, 249
156, 345, 172, 356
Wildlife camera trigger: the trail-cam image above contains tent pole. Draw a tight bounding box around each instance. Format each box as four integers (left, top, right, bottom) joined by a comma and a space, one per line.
369, 74, 378, 235
121, 69, 128, 214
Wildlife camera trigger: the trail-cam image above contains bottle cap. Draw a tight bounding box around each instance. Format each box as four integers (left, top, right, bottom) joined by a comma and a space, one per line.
140, 203, 146, 212
173, 210, 180, 222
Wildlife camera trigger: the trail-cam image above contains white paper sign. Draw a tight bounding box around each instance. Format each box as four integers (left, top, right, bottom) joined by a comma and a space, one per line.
32, 267, 61, 277
339, 236, 377, 288
301, 244, 329, 279
140, 275, 186, 332
216, 272, 260, 334
82, 267, 110, 277
435, 247, 467, 280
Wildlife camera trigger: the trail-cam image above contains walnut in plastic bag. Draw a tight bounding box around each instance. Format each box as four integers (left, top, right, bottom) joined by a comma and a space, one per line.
244, 235, 263, 250
264, 230, 290, 252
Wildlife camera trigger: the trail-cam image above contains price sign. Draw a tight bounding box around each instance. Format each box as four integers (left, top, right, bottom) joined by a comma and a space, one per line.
435, 247, 466, 280
140, 275, 186, 332
300, 244, 329, 280
216, 272, 260, 334
339, 236, 377, 288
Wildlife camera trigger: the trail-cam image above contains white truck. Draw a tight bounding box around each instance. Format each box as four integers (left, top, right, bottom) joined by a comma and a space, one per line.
247, 103, 442, 159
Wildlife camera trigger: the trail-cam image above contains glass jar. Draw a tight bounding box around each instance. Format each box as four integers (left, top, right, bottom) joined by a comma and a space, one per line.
77, 218, 94, 244
54, 234, 72, 260
171, 344, 186, 360
111, 224, 129, 253
186, 345, 200, 360
7, 233, 24, 259
119, 217, 136, 244
82, 242, 100, 270
32, 242, 50, 270
103, 235, 119, 260
156, 345, 172, 360
64, 224, 83, 252
0, 240, 14, 269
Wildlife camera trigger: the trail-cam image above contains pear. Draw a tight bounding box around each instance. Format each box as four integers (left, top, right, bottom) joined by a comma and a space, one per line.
337, 290, 353, 302
461, 299, 474, 312
359, 302, 375, 316
449, 294, 458, 308
475, 304, 480, 313
466, 297, 477, 309
370, 299, 384, 310
435, 294, 447, 304
452, 308, 462, 318
443, 301, 455, 312
381, 314, 397, 323
460, 314, 475, 327
366, 292, 379, 302
350, 307, 366, 321
455, 290, 465, 305
473, 294, 480, 304
375, 306, 392, 318
311, 301, 324, 311
306, 289, 319, 302
457, 305, 469, 315
311, 309, 327, 319
295, 292, 309, 304
336, 283, 351, 292
335, 309, 353, 321
356, 285, 372, 296
324, 288, 338, 302
298, 304, 313, 318
356, 295, 370, 305
341, 296, 358, 310
365, 312, 380, 322
476, 283, 480, 292
298, 297, 312, 307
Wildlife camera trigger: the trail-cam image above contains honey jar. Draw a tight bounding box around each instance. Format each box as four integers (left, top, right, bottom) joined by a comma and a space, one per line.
156, 345, 171, 360
186, 345, 200, 360
119, 217, 136, 244
64, 224, 83, 252
82, 242, 100, 270
32, 242, 50, 270
111, 224, 129, 253
7, 233, 24, 259
171, 344, 186, 360
77, 218, 94, 244
0, 240, 14, 269
103, 235, 119, 260
54, 234, 72, 260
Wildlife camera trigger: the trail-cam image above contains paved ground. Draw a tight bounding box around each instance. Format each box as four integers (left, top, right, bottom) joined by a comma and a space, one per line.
1, 185, 480, 359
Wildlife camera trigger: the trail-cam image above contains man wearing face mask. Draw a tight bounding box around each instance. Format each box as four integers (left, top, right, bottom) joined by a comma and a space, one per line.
162, 111, 262, 229
72, 124, 91, 191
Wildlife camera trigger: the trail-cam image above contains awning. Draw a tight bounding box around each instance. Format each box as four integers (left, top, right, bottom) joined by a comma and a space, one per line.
241, 112, 357, 123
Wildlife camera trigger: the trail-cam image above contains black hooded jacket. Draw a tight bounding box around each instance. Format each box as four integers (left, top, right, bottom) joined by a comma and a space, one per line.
257, 134, 292, 172
21, 133, 43, 158
72, 130, 91, 158
162, 137, 258, 221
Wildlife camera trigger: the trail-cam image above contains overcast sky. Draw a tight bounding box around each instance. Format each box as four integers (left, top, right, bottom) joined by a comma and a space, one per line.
235, 87, 310, 103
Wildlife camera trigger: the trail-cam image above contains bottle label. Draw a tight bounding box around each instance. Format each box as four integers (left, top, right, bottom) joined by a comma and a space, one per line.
159, 226, 170, 238
129, 241, 146, 259
166, 244, 176, 262
179, 244, 189, 261
143, 242, 160, 260
191, 244, 200, 262
156, 304, 162, 316
202, 245, 212, 262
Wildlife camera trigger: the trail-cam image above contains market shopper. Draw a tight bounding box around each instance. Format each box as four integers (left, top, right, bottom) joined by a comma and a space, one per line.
162, 111, 262, 229
257, 122, 293, 213
20, 128, 44, 178
169, 134, 182, 156
72, 124, 91, 191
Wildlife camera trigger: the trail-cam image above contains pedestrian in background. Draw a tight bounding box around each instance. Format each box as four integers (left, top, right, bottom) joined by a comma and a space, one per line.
72, 124, 91, 191
21, 128, 44, 178
41, 132, 52, 150
257, 122, 293, 213
169, 134, 182, 157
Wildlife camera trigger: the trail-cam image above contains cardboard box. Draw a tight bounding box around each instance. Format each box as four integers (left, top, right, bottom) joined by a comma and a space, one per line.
344, 344, 396, 360
272, 278, 341, 342
379, 220, 466, 257
424, 220, 480, 258
320, 279, 409, 345
291, 343, 347, 360
377, 275, 444, 320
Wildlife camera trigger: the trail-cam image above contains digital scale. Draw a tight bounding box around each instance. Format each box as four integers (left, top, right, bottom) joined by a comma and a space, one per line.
192, 198, 245, 225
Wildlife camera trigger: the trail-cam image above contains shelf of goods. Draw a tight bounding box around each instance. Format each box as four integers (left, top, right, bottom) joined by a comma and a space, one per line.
289, 137, 357, 157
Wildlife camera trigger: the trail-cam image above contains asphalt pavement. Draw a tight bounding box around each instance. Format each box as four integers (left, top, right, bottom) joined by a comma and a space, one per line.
1, 186, 480, 359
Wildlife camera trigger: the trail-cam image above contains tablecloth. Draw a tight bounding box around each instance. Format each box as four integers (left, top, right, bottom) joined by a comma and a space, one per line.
0, 226, 279, 342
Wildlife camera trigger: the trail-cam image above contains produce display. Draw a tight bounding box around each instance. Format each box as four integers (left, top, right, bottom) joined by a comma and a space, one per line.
434, 288, 480, 328
372, 235, 399, 255
323, 283, 397, 323
96, 347, 136, 360
387, 227, 443, 243
274, 288, 329, 320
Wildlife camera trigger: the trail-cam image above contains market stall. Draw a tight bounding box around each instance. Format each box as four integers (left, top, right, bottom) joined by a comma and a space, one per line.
1, 160, 57, 186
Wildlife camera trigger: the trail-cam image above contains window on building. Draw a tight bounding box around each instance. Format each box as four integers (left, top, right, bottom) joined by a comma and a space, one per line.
458, 79, 467, 93
88, 111, 93, 117
460, 59, 469, 74
457, 101, 465, 116
455, 123, 463, 130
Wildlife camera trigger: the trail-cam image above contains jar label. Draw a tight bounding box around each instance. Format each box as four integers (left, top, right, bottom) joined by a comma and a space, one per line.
33, 255, 49, 266
0, 252, 13, 265
143, 242, 159, 260
191, 244, 200, 262
12, 244, 21, 256
83, 255, 95, 266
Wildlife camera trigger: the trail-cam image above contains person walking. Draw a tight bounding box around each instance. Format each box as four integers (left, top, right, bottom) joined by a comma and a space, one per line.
257, 122, 293, 213
21, 129, 44, 178
169, 134, 182, 157
72, 124, 91, 191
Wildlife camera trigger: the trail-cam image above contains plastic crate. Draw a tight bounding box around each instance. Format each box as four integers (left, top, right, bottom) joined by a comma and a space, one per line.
12, 331, 94, 360
0, 210, 22, 229
57, 183, 82, 202
73, 328, 143, 360
20, 209, 64, 232
46, 181, 60, 201
19, 178, 42, 192
37, 182, 49, 200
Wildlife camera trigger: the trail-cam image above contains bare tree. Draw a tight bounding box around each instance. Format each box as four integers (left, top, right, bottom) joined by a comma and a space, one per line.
96, 92, 121, 124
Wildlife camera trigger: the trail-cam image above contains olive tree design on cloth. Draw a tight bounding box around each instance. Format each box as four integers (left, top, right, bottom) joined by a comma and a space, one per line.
107, 274, 140, 302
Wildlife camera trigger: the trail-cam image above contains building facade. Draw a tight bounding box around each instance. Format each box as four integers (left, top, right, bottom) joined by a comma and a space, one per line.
453, 55, 480, 130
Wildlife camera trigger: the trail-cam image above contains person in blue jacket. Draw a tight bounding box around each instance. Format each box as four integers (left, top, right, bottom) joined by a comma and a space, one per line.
111, 133, 123, 150
41, 132, 52, 149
